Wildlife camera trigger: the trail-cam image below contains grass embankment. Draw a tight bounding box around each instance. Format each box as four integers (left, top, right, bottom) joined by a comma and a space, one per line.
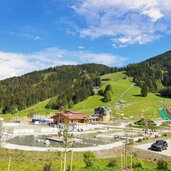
0, 148, 169, 171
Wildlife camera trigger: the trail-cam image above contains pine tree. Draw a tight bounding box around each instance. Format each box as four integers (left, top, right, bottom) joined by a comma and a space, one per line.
141, 85, 148, 97
103, 90, 112, 102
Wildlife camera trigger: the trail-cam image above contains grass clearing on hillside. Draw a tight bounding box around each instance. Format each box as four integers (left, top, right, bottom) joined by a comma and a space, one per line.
116, 86, 171, 120
72, 72, 133, 115
72, 72, 171, 120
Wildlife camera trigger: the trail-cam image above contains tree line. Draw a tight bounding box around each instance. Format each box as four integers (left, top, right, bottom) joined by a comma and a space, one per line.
126, 51, 171, 98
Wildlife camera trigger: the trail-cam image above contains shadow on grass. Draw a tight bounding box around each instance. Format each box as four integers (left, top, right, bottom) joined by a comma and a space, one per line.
132, 94, 142, 97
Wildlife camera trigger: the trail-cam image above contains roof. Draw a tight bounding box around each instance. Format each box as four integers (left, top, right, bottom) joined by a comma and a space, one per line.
53, 111, 90, 120
94, 106, 110, 116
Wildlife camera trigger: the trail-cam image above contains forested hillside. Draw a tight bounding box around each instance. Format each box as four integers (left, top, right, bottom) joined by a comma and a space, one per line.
0, 64, 117, 114
126, 51, 171, 97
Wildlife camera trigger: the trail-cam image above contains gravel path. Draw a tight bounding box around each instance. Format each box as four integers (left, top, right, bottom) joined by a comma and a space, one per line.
1, 141, 124, 152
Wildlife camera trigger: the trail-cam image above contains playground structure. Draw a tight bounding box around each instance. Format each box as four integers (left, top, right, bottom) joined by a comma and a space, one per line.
159, 102, 171, 120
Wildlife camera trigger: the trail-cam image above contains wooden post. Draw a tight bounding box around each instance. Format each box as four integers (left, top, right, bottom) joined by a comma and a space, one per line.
60, 159, 63, 171
70, 151, 73, 171
130, 147, 133, 171
63, 147, 67, 171
121, 150, 123, 170
8, 156, 11, 171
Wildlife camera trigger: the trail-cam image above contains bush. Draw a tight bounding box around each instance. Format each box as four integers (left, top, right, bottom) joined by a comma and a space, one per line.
83, 151, 96, 167
157, 159, 168, 170
98, 89, 104, 96
132, 159, 144, 168
103, 90, 112, 102
67, 165, 76, 171
137, 138, 143, 142
43, 163, 52, 171
107, 159, 117, 167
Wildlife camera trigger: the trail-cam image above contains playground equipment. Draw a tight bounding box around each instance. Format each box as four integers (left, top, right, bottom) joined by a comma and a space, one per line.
159, 101, 171, 120
158, 108, 170, 120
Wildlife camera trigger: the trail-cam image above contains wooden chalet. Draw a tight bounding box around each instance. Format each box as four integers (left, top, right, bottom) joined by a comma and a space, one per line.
52, 111, 90, 124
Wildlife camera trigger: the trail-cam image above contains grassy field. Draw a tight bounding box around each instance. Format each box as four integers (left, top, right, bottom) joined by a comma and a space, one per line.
0, 147, 169, 171
116, 86, 171, 120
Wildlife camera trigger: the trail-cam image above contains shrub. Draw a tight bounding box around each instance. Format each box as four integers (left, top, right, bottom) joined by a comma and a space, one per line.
103, 90, 112, 102
107, 159, 117, 167
67, 165, 76, 171
83, 151, 96, 167
162, 133, 168, 137
43, 163, 52, 171
98, 89, 104, 96
157, 159, 168, 170
137, 138, 143, 142
132, 159, 144, 168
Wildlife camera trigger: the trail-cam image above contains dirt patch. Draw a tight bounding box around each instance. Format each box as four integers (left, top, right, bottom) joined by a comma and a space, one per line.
133, 148, 171, 163
95, 145, 171, 163
95, 146, 123, 158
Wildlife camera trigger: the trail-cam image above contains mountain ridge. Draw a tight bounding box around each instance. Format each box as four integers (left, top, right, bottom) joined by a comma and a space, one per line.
1, 50, 171, 114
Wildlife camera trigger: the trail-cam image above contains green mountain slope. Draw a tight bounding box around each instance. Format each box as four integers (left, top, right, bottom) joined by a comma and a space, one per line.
2, 71, 171, 121
72, 72, 133, 114
0, 64, 115, 114
72, 72, 171, 120
127, 51, 171, 96
0, 99, 56, 121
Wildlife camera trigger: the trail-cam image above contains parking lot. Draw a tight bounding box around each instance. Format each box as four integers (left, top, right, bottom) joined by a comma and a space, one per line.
135, 139, 171, 157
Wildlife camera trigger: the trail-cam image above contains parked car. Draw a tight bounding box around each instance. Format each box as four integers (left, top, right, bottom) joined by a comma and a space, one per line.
150, 140, 168, 151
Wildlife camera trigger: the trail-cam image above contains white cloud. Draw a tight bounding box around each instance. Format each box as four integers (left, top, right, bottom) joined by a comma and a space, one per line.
142, 8, 164, 22
73, 0, 171, 47
0, 48, 126, 80
0, 52, 34, 80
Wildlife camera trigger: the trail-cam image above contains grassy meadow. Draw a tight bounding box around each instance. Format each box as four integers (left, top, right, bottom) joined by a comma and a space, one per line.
72, 72, 171, 120
0, 148, 169, 171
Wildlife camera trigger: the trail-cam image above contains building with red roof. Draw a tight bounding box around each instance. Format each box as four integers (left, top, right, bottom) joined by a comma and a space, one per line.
52, 111, 90, 124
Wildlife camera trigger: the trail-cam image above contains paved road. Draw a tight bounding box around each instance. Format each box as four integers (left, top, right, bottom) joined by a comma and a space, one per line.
134, 139, 171, 157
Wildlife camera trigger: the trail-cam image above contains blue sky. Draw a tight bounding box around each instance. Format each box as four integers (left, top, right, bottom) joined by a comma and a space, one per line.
0, 0, 171, 80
